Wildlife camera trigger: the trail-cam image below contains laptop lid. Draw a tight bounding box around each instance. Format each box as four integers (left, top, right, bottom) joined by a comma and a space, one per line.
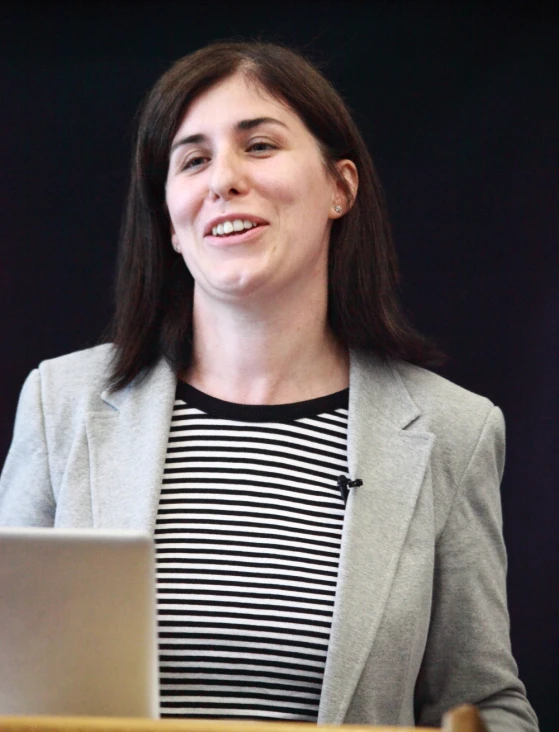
0, 527, 159, 717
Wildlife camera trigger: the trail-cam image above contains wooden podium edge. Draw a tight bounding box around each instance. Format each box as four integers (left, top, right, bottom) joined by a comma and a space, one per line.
0, 717, 438, 732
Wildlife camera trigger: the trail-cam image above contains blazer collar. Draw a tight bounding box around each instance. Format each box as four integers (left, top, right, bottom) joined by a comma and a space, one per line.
318, 350, 434, 723
347, 350, 422, 430
98, 357, 175, 412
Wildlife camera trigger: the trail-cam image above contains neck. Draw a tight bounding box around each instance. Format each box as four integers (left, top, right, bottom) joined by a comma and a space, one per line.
184, 285, 349, 405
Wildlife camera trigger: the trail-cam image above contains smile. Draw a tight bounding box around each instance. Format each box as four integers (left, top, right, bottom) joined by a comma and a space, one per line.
204, 214, 268, 239
206, 223, 268, 247
212, 219, 260, 237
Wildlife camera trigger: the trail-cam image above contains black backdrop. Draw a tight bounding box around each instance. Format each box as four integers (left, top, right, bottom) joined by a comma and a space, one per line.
1, 1, 558, 728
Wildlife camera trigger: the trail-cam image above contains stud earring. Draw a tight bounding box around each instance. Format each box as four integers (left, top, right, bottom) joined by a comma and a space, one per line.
333, 205, 342, 214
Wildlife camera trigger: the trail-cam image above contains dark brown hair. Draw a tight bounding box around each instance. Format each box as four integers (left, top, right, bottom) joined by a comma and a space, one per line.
106, 40, 443, 390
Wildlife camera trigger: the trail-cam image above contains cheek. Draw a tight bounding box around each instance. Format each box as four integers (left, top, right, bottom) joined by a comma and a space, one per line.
257, 176, 327, 230
282, 159, 331, 207
254, 171, 295, 206
166, 183, 202, 231
256, 155, 323, 205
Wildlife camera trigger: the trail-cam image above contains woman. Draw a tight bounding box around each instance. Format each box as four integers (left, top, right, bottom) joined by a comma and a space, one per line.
0, 41, 538, 729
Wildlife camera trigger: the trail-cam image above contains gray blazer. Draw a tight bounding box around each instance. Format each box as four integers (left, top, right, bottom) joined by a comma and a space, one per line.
0, 344, 538, 731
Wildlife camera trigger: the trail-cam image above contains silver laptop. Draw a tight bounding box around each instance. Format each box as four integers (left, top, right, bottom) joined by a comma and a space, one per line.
0, 527, 159, 717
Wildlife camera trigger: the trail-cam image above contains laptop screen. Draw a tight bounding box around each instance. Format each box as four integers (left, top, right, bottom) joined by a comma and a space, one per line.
0, 527, 159, 717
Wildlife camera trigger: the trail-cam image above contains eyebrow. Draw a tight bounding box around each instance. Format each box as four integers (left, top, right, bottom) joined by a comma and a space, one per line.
170, 117, 288, 154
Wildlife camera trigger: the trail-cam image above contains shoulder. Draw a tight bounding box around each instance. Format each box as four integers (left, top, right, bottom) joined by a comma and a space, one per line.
351, 351, 504, 491
35, 343, 116, 398
18, 344, 116, 428
393, 359, 498, 429
353, 350, 499, 431
29, 344, 176, 424
37, 342, 115, 378
391, 360, 505, 500
7, 345, 119, 485
394, 358, 504, 456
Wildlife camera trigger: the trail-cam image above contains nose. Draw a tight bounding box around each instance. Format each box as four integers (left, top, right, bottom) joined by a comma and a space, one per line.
208, 148, 248, 201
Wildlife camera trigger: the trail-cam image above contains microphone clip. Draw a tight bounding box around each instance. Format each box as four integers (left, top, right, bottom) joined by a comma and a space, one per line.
337, 474, 363, 504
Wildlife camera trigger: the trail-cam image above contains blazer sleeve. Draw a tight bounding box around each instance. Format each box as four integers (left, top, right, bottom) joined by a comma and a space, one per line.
0, 369, 56, 526
414, 406, 539, 732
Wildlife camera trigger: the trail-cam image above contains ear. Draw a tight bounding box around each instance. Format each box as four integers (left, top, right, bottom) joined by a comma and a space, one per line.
170, 223, 180, 253
330, 159, 359, 218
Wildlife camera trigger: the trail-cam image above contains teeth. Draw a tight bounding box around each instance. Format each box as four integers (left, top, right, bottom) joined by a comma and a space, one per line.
211, 220, 258, 237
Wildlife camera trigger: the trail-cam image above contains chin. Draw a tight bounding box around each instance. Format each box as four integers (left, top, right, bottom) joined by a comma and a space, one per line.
205, 269, 272, 301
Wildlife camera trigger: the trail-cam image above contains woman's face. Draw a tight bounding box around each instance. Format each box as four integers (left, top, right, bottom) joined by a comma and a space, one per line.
165, 72, 354, 307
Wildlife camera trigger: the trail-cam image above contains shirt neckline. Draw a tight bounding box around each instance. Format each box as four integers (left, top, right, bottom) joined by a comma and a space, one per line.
175, 381, 349, 422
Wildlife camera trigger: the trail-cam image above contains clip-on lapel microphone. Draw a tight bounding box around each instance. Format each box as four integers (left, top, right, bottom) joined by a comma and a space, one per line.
337, 474, 363, 504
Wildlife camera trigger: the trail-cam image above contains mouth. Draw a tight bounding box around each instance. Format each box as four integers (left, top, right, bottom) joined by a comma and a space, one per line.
204, 215, 268, 246
205, 222, 268, 247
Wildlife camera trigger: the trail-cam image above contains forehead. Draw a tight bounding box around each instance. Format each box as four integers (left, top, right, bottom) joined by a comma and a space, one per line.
172, 72, 305, 138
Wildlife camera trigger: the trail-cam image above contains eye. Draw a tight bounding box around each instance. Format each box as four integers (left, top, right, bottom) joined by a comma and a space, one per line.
181, 154, 209, 171
247, 140, 277, 154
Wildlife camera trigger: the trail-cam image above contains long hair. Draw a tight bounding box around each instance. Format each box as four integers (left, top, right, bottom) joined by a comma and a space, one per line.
106, 40, 443, 390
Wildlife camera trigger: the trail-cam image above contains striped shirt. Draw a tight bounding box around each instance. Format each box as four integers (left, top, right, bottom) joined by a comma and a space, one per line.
155, 382, 349, 720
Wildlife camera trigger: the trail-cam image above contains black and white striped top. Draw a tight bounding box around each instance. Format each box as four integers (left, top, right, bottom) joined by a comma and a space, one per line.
155, 382, 349, 720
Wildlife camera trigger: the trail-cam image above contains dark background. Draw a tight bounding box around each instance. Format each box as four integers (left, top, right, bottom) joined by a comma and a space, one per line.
1, 1, 558, 728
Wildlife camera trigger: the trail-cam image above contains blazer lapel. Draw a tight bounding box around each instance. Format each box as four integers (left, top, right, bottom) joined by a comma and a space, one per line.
318, 352, 435, 723
86, 358, 177, 531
